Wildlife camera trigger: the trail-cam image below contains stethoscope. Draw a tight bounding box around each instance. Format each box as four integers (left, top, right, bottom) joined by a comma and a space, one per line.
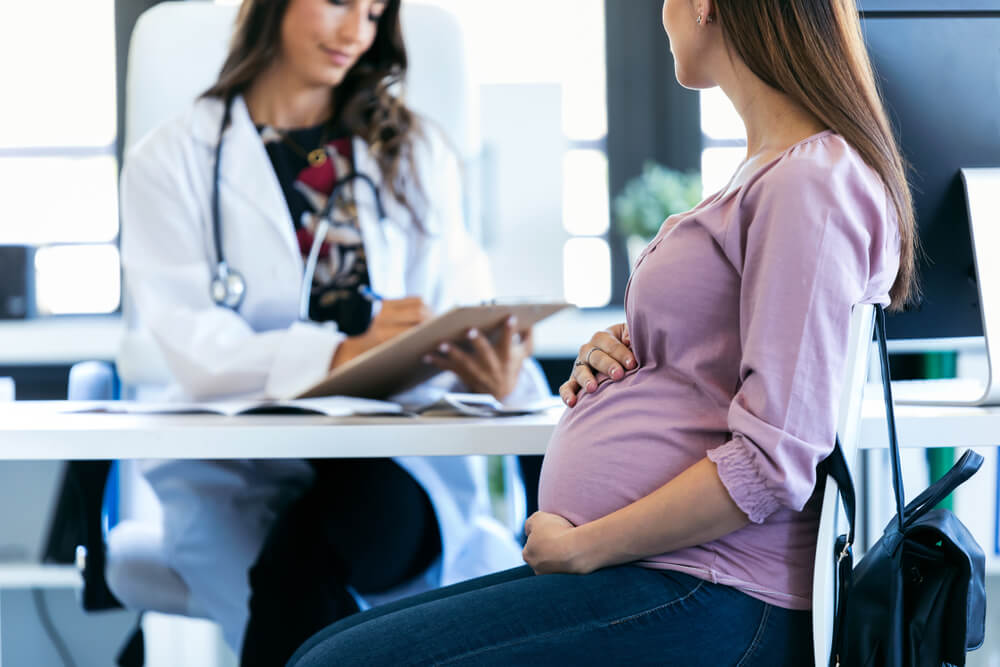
209, 96, 387, 318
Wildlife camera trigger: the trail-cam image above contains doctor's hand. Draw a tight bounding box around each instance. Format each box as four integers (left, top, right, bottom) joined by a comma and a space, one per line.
424, 316, 532, 401
522, 512, 593, 575
331, 297, 432, 369
560, 323, 635, 408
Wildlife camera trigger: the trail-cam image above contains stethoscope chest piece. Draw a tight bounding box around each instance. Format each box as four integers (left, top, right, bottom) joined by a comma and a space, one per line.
210, 262, 247, 310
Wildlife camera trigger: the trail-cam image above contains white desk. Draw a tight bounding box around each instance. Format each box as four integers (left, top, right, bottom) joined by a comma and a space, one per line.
0, 317, 123, 366
0, 565, 80, 590
1, 397, 999, 461
858, 399, 1000, 450
0, 403, 562, 461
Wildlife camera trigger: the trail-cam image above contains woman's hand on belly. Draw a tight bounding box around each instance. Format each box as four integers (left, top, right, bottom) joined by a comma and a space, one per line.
559, 323, 636, 407
522, 511, 595, 575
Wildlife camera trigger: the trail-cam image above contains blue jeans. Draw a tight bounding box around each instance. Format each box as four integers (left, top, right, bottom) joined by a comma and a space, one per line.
287, 564, 813, 666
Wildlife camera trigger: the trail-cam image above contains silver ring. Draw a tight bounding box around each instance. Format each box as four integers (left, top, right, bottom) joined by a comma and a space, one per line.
585, 346, 601, 367
573, 360, 588, 367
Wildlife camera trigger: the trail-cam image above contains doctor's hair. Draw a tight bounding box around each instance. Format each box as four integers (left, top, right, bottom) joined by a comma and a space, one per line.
203, 0, 427, 224
716, 0, 918, 310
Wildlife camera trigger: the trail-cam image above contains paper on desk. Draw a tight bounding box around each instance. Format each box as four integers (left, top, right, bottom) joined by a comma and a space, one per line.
69, 396, 404, 417
395, 389, 563, 417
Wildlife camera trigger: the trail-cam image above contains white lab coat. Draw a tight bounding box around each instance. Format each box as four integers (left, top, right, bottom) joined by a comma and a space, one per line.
117, 95, 543, 652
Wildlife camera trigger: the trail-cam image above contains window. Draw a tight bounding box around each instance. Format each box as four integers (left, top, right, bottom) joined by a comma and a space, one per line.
700, 87, 747, 197
3, 2, 613, 314
414, 0, 611, 308
0, 1, 120, 315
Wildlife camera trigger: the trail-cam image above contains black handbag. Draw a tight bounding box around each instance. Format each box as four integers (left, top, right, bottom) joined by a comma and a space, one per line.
822, 305, 988, 667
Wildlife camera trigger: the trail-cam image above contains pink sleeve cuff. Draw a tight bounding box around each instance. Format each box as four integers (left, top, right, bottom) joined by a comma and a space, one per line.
706, 440, 782, 524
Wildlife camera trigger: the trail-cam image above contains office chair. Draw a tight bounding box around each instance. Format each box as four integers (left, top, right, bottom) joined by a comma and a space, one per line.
77, 0, 497, 624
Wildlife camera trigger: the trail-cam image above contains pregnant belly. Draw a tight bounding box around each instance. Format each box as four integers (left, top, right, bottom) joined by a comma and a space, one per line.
538, 369, 727, 526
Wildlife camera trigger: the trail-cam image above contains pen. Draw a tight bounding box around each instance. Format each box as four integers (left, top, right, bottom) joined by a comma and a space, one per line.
359, 285, 384, 303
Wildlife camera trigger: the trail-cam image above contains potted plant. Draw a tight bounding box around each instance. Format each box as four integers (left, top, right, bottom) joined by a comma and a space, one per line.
613, 163, 702, 268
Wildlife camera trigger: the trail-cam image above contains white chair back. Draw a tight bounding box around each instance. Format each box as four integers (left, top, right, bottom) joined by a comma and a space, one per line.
812, 304, 875, 666
123, 2, 236, 154
124, 1, 479, 160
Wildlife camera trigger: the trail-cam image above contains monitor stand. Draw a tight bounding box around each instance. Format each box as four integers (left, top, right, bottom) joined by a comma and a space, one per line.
894, 168, 1000, 406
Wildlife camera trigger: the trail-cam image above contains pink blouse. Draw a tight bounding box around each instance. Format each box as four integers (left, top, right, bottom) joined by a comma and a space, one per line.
538, 132, 900, 609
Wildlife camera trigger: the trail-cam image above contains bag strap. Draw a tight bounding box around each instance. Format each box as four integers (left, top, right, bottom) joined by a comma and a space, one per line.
824, 439, 856, 545
872, 305, 983, 527
874, 305, 907, 530
903, 449, 984, 527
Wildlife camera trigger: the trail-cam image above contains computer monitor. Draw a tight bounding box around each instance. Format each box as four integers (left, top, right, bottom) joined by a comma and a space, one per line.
858, 6, 1000, 342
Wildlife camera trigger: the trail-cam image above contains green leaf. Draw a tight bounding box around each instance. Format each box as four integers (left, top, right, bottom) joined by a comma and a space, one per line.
613, 163, 703, 242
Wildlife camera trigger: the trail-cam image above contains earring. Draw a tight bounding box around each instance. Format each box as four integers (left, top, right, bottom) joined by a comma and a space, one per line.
696, 14, 703, 24
706, 14, 715, 24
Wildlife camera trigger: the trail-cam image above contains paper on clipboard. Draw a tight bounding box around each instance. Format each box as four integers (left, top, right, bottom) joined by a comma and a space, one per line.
299, 302, 572, 399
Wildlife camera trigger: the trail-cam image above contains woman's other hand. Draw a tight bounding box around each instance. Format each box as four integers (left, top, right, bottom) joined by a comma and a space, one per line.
424, 316, 532, 401
331, 297, 432, 369
559, 323, 635, 407
522, 512, 591, 575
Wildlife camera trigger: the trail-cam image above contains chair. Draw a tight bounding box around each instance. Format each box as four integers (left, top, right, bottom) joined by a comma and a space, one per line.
100, 0, 489, 620
813, 303, 875, 666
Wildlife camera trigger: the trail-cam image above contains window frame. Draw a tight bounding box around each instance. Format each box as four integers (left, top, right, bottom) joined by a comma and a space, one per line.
603, 0, 702, 305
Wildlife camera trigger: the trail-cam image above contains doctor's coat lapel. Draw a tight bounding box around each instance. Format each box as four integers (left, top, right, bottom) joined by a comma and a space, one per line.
190, 95, 303, 271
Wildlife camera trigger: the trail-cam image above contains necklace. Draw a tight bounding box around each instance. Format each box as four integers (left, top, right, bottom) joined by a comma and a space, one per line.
275, 123, 330, 167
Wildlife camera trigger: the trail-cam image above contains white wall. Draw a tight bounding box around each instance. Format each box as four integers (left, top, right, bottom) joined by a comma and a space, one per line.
480, 83, 567, 302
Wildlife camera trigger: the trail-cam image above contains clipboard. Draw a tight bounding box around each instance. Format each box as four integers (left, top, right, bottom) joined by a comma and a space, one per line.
299, 301, 572, 399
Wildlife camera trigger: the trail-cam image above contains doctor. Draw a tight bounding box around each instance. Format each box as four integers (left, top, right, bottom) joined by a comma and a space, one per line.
118, 0, 546, 664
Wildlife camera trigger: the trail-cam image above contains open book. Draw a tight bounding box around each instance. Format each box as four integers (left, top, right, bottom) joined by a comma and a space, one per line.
68, 393, 562, 418
71, 396, 404, 417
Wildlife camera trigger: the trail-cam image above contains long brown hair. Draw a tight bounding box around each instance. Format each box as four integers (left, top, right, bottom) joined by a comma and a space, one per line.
717, 0, 918, 309
203, 0, 424, 219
